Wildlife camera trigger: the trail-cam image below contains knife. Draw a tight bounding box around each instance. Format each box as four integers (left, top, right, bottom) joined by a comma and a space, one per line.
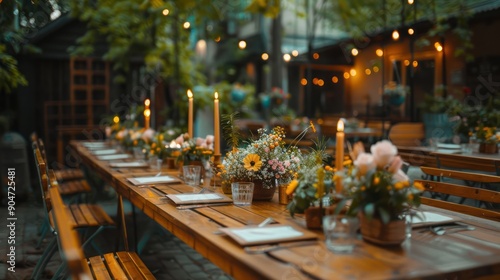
176, 203, 232, 210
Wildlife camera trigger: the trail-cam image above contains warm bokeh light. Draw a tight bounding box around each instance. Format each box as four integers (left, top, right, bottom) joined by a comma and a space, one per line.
408, 28, 414, 35
162, 9, 170, 16
261, 53, 269, 60
332, 76, 339, 83
404, 60, 410, 66
413, 60, 419, 67
351, 48, 359, 56
373, 66, 380, 73
312, 78, 319, 85
144, 109, 151, 117
300, 78, 308, 86
350, 69, 357, 76
365, 68, 371, 75
344, 72, 350, 79
313, 53, 320, 59
283, 53, 291, 62
183, 22, 191, 29
187, 89, 193, 98
144, 99, 150, 106
376, 48, 383, 57
318, 79, 325, 86
238, 40, 247, 49
392, 30, 399, 40
214, 36, 221, 43
408, 0, 414, 4
434, 42, 443, 52
291, 50, 299, 57
113, 116, 120, 124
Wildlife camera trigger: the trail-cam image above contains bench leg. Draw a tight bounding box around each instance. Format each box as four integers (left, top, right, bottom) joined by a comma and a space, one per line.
31, 237, 57, 279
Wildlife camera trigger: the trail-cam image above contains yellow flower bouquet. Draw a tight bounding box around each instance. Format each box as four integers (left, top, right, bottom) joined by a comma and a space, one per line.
218, 126, 302, 189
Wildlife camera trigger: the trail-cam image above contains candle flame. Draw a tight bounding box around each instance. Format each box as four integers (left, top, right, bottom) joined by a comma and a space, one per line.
187, 89, 193, 98
337, 119, 344, 132
144, 109, 151, 117
214, 92, 219, 100
144, 99, 150, 106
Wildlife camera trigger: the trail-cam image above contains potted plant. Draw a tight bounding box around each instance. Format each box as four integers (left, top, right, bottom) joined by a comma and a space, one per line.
417, 93, 462, 143
454, 97, 500, 153
338, 140, 424, 245
384, 81, 409, 107
285, 143, 336, 229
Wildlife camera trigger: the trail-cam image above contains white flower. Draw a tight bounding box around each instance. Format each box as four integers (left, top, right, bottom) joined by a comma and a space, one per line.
387, 155, 403, 174
392, 169, 409, 183
141, 128, 156, 141
370, 140, 398, 169
354, 153, 375, 176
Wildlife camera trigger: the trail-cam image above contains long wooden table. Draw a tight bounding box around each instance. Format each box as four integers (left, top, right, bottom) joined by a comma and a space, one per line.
72, 141, 500, 279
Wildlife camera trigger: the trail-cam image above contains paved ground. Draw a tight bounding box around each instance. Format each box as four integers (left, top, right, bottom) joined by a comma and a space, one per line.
0, 191, 233, 280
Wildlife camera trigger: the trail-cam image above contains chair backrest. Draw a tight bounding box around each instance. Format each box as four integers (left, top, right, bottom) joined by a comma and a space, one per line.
48, 181, 92, 279
33, 143, 52, 213
388, 122, 425, 146
435, 153, 498, 174
416, 166, 500, 222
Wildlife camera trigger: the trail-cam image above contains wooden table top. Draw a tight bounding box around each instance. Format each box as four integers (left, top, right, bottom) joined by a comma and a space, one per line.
71, 141, 500, 280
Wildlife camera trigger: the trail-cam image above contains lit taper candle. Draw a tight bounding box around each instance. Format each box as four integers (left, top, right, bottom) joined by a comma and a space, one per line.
214, 92, 220, 155
187, 89, 193, 138
335, 119, 345, 194
144, 99, 151, 129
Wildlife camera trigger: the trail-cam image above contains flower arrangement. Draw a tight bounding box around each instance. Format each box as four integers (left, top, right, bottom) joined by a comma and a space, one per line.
475, 126, 500, 144
217, 126, 302, 189
341, 140, 424, 224
285, 145, 335, 217
175, 133, 214, 163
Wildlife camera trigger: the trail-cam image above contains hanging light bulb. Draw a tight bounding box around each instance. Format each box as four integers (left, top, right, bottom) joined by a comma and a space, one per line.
392, 30, 400, 40
376, 48, 384, 57
291, 50, 299, 57
351, 48, 359, 56
408, 0, 414, 4
408, 28, 414, 35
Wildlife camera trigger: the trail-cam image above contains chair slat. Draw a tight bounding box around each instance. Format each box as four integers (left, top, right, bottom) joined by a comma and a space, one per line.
88, 255, 113, 280
103, 253, 129, 280
88, 204, 115, 225
128, 252, 157, 280
77, 204, 101, 227
116, 251, 146, 280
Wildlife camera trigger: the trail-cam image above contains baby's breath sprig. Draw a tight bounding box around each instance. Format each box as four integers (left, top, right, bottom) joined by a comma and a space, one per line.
289, 121, 317, 148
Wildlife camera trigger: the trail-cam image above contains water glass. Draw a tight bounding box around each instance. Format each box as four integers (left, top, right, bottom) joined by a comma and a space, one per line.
231, 182, 254, 206
323, 215, 358, 253
183, 165, 201, 186
133, 147, 144, 159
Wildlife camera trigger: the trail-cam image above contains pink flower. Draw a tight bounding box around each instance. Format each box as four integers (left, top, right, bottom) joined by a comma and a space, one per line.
175, 135, 184, 145
141, 128, 155, 141
195, 137, 205, 146
205, 135, 214, 144
370, 140, 398, 169
354, 153, 375, 176
387, 156, 403, 174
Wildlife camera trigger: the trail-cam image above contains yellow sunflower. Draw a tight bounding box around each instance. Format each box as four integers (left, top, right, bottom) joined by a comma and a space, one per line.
243, 153, 262, 171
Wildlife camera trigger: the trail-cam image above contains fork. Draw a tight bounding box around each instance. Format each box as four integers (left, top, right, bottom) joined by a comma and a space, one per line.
430, 224, 475, 235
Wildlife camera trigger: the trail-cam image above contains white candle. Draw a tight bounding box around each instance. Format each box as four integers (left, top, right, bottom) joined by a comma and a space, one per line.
187, 90, 193, 138
335, 119, 345, 194
214, 92, 220, 155
144, 99, 150, 129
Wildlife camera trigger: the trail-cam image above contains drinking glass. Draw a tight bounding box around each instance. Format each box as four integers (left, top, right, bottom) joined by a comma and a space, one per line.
323, 215, 358, 253
231, 182, 254, 206
183, 165, 201, 186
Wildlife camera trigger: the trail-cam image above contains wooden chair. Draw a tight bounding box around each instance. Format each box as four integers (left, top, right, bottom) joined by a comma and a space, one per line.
388, 122, 425, 146
31, 132, 86, 182
49, 181, 156, 279
416, 166, 500, 222
31, 145, 116, 279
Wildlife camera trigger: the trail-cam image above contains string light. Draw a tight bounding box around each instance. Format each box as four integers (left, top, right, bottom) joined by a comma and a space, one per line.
261, 53, 269, 60
183, 22, 191, 29
434, 42, 443, 52
376, 48, 384, 57
408, 0, 414, 4
291, 50, 299, 57
162, 9, 169, 16
238, 40, 247, 49
300, 78, 308, 85
408, 28, 414, 35
350, 69, 357, 77
283, 53, 291, 62
344, 72, 350, 79
365, 69, 371, 75
313, 53, 320, 59
332, 76, 339, 83
392, 30, 400, 40
351, 48, 359, 56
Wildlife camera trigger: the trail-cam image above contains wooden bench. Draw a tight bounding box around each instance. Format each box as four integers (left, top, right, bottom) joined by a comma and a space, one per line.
49, 181, 156, 279
416, 166, 500, 222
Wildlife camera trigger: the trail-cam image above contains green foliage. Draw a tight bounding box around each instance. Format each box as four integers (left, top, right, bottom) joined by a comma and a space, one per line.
417, 94, 462, 115
245, 0, 281, 18
221, 112, 242, 151
68, 0, 221, 86
0, 45, 28, 93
